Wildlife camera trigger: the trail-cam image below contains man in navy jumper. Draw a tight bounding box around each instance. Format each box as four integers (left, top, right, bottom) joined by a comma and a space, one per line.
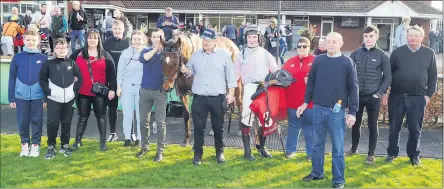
384, 25, 437, 166
297, 32, 359, 189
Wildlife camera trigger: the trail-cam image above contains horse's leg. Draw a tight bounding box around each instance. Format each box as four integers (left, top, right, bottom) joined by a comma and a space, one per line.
235, 79, 243, 134
181, 95, 192, 147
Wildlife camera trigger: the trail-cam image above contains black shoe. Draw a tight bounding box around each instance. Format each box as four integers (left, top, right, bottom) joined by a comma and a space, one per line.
72, 141, 82, 151
100, 141, 107, 151
216, 153, 225, 164
136, 148, 149, 158
193, 154, 202, 165
124, 139, 131, 147
134, 139, 140, 147
154, 152, 163, 162
410, 157, 421, 166
45, 146, 56, 159
385, 155, 396, 163
302, 174, 324, 181
259, 148, 272, 158
60, 144, 73, 156
333, 183, 344, 188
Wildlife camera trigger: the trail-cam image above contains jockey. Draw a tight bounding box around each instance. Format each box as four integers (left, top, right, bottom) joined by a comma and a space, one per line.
234, 25, 280, 160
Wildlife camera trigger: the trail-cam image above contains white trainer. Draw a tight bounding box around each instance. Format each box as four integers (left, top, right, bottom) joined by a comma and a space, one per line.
29, 144, 40, 157
208, 130, 214, 136
20, 143, 30, 157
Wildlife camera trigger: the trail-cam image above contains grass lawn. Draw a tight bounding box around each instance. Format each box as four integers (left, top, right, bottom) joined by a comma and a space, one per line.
1, 134, 442, 188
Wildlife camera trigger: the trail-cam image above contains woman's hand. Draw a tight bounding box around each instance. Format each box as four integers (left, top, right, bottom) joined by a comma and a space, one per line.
116, 85, 122, 97
108, 90, 116, 100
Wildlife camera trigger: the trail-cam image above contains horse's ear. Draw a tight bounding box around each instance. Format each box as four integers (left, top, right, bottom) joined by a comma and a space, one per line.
160, 36, 167, 47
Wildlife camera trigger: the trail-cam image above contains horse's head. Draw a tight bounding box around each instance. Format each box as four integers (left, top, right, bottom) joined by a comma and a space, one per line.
160, 36, 183, 92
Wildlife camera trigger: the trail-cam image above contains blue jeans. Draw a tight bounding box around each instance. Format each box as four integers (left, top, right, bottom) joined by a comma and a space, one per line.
279, 46, 287, 65
70, 29, 85, 53
16, 99, 43, 145
285, 108, 314, 156
310, 104, 346, 185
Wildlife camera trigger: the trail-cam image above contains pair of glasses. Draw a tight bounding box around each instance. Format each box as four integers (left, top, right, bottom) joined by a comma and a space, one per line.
297, 45, 308, 49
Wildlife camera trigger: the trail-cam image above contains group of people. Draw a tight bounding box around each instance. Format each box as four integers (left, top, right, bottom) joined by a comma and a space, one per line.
1, 4, 67, 56
6, 3, 438, 188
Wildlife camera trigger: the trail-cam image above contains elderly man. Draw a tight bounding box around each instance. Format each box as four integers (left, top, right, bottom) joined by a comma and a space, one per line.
180, 29, 237, 165
9, 7, 25, 54
298, 32, 359, 188
68, 1, 88, 53
113, 10, 132, 38
156, 7, 179, 41
385, 25, 437, 166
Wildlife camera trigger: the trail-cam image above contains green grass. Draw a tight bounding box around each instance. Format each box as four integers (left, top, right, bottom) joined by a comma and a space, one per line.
1, 134, 442, 188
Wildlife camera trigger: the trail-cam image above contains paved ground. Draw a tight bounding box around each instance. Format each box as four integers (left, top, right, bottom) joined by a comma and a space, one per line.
1, 108, 442, 158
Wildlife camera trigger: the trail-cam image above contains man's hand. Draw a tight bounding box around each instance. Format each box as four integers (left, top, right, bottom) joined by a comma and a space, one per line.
108, 90, 115, 100
9, 102, 16, 108
345, 114, 356, 128
116, 85, 122, 97
180, 64, 189, 74
226, 93, 235, 104
43, 102, 47, 108
382, 94, 388, 106
424, 95, 430, 104
296, 103, 308, 118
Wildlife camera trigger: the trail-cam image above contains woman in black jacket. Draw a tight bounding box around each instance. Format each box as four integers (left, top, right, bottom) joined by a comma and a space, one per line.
69, 29, 117, 151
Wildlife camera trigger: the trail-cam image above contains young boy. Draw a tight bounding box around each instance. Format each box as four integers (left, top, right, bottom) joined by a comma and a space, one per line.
8, 30, 48, 157
39, 38, 82, 159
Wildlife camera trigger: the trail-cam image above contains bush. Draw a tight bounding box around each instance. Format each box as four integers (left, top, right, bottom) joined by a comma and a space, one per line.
379, 78, 443, 129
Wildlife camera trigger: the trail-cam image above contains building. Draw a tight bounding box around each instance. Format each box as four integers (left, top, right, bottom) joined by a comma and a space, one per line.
2, 0, 441, 51
1, 0, 69, 23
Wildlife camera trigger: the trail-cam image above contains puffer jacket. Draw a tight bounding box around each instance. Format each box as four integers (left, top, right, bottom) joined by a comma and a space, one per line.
349, 44, 392, 95
39, 58, 83, 103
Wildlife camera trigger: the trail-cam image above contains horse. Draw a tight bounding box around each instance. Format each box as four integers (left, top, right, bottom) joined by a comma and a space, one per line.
160, 31, 243, 146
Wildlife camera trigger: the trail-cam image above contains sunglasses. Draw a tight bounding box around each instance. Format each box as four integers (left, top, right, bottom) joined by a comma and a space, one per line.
297, 45, 308, 49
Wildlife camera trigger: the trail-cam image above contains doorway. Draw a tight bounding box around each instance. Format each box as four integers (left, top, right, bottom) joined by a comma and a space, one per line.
376, 24, 394, 51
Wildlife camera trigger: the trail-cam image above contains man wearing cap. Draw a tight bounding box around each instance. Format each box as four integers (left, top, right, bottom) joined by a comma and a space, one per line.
180, 29, 237, 165
234, 25, 280, 161
156, 7, 179, 41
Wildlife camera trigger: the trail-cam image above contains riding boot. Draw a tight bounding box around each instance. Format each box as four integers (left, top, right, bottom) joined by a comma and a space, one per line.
241, 123, 255, 161
73, 117, 87, 150
258, 127, 272, 158
97, 116, 107, 151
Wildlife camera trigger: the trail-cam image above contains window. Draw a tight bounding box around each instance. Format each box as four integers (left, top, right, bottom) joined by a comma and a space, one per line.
321, 17, 334, 36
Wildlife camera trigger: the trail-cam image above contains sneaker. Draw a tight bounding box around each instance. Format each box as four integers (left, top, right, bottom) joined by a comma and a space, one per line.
131, 133, 137, 142
29, 144, 40, 157
60, 144, 73, 156
345, 150, 357, 156
365, 156, 375, 164
72, 141, 82, 151
208, 130, 214, 136
385, 155, 396, 163
107, 133, 118, 142
45, 146, 56, 159
20, 143, 30, 157
285, 152, 296, 159
124, 139, 131, 147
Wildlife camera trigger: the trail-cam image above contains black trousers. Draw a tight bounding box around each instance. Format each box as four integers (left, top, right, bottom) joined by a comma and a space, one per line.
351, 95, 381, 156
192, 94, 225, 156
387, 93, 426, 158
107, 97, 118, 133
47, 99, 75, 147
75, 94, 107, 142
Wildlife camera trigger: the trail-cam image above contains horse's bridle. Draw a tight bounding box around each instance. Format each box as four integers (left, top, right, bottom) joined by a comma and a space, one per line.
162, 48, 182, 93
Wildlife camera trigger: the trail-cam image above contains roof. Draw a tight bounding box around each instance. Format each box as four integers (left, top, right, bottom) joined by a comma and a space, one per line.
82, 0, 441, 15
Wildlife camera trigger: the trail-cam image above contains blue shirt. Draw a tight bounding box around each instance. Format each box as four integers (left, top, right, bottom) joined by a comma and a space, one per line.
186, 48, 237, 96
139, 48, 164, 90
304, 54, 359, 116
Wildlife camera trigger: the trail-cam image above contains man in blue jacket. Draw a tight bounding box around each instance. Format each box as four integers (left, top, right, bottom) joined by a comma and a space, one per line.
156, 7, 179, 41
223, 23, 237, 46
8, 30, 48, 158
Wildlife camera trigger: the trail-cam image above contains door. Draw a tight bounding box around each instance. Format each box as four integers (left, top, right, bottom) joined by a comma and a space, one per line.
321, 21, 333, 37
137, 17, 148, 30
376, 24, 391, 51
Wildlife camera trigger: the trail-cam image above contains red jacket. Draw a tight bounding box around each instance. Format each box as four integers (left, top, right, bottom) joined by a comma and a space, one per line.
282, 55, 315, 109
76, 55, 107, 96
250, 86, 287, 137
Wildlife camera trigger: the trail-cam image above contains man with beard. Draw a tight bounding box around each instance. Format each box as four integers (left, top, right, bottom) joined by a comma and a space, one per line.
102, 20, 130, 142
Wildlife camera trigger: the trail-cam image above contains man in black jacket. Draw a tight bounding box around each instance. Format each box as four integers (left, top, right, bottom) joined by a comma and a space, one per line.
385, 25, 437, 166
39, 38, 82, 159
346, 25, 391, 164
68, 1, 88, 53
102, 20, 130, 142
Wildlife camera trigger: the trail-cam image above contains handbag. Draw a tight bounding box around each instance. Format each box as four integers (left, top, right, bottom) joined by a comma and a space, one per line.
86, 57, 110, 97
